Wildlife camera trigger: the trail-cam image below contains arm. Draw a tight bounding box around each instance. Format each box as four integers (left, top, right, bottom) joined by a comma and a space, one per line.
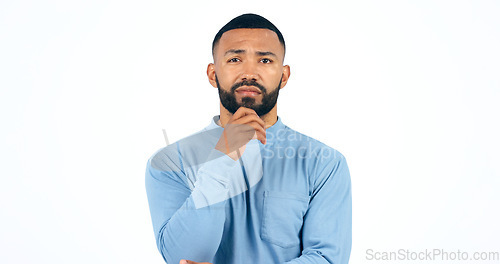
146, 108, 266, 264
145, 146, 238, 264
285, 153, 352, 264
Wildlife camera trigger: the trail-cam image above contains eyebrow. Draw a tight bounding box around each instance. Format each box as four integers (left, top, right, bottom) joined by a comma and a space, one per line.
256, 51, 277, 58
224, 49, 245, 56
224, 49, 277, 58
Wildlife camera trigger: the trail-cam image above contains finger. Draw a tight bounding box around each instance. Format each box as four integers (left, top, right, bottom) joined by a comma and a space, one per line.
228, 122, 266, 144
244, 121, 267, 144
236, 122, 266, 144
231, 107, 259, 120
236, 121, 266, 136
232, 113, 266, 129
251, 130, 266, 145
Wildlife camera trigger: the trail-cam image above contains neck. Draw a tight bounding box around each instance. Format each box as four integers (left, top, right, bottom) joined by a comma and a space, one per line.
219, 103, 278, 129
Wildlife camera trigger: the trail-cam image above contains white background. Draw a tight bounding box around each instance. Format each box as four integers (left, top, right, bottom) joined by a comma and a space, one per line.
1, 0, 499, 263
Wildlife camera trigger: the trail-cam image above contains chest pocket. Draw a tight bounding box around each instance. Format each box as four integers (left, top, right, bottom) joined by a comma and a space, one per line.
261, 191, 310, 248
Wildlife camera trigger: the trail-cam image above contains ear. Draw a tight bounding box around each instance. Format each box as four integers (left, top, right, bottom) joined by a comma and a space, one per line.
279, 65, 291, 89
207, 63, 218, 88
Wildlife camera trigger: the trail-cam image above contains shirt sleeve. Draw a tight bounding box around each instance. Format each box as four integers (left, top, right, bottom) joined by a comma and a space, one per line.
145, 144, 239, 264
285, 152, 352, 264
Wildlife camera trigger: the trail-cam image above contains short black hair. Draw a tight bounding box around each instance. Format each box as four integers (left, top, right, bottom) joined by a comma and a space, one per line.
212, 13, 285, 56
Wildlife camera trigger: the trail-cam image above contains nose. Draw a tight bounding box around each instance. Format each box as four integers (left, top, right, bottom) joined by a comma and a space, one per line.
240, 61, 259, 81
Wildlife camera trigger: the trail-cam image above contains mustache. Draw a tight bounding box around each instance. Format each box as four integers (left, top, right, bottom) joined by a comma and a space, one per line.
230, 80, 267, 93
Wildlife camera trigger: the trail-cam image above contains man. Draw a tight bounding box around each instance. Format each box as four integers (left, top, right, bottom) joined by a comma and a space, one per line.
145, 14, 352, 264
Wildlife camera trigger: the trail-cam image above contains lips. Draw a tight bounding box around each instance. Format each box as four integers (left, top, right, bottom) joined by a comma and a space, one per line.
235, 86, 262, 94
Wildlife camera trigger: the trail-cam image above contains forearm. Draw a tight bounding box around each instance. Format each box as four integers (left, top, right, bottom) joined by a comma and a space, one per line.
156, 195, 227, 264
284, 252, 327, 264
285, 153, 352, 264
146, 148, 239, 263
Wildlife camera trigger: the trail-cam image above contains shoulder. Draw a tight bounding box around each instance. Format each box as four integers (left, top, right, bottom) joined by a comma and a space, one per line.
149, 143, 182, 172
278, 124, 346, 163
280, 124, 349, 186
148, 125, 222, 172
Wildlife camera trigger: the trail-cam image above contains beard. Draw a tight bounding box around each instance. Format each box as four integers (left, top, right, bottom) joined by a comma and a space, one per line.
216, 74, 281, 116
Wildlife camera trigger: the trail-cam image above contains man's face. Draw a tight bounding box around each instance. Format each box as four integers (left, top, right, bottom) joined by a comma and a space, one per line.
208, 28, 290, 116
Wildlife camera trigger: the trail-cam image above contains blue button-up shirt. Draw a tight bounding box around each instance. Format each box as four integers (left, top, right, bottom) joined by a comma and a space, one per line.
145, 116, 352, 264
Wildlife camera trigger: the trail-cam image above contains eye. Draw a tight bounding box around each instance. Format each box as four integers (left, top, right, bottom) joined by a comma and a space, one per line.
260, 58, 272, 64
228, 58, 240, 63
